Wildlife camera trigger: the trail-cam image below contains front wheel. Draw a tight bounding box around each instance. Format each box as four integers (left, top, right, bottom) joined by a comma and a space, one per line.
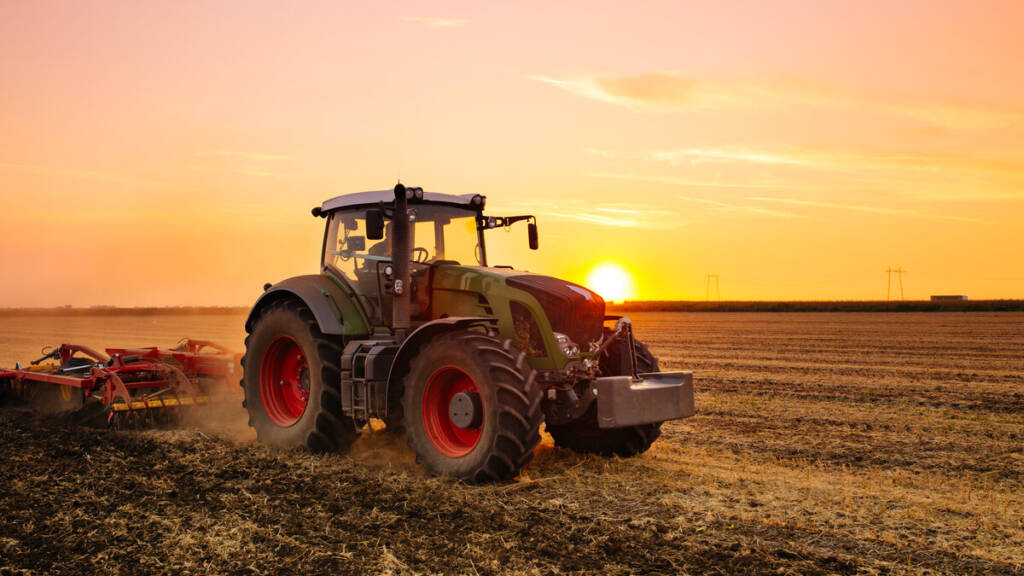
242, 299, 358, 452
402, 330, 543, 482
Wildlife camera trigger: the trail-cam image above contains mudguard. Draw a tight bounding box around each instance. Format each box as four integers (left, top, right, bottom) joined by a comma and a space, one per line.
385, 316, 497, 388
246, 275, 369, 336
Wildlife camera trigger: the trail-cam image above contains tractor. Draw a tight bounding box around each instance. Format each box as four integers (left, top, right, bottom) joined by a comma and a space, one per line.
241, 185, 694, 481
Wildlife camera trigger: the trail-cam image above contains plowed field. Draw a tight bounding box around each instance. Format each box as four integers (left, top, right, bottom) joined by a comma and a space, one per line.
1, 311, 1022, 575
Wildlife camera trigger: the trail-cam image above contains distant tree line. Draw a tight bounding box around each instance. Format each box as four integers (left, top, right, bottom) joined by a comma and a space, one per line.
607, 300, 1024, 313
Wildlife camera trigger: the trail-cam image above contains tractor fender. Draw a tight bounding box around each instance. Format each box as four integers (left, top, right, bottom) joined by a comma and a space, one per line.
386, 317, 497, 389
247, 275, 358, 336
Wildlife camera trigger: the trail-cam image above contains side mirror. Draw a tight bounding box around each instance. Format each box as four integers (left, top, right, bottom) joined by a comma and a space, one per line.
366, 209, 385, 240
528, 221, 539, 250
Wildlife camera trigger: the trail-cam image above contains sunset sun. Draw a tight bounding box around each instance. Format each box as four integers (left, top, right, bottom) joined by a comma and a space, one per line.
585, 263, 635, 303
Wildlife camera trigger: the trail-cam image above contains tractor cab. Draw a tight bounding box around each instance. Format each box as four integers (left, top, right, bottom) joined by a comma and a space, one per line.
320, 191, 493, 326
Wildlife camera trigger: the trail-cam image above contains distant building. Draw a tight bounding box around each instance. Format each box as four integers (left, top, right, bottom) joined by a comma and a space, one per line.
931, 295, 968, 302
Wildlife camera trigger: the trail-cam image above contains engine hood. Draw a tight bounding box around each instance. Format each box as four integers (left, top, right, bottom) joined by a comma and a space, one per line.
505, 273, 606, 347
428, 265, 606, 351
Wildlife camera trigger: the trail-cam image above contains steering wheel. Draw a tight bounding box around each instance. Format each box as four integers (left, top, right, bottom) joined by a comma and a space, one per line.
412, 247, 430, 263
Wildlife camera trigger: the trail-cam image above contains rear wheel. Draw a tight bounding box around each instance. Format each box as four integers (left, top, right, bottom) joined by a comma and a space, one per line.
242, 299, 358, 452
547, 334, 663, 457
402, 330, 543, 482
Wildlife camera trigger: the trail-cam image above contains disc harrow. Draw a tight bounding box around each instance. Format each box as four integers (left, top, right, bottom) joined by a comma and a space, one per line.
0, 339, 240, 428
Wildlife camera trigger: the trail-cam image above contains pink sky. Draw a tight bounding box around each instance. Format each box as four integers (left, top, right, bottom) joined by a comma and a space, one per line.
1, 0, 1022, 305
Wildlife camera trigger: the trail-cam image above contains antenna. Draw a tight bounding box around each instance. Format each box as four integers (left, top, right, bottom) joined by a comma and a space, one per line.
885, 267, 906, 301
705, 274, 721, 302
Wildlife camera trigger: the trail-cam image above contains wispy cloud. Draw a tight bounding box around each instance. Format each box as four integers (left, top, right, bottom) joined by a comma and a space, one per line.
198, 150, 290, 161
558, 213, 640, 227
747, 196, 984, 223
552, 204, 682, 227
497, 199, 683, 229
240, 169, 282, 177
589, 171, 800, 190
0, 162, 183, 190
400, 16, 469, 28
588, 147, 806, 166
643, 147, 1024, 175
535, 73, 1019, 132
192, 149, 292, 177
593, 206, 676, 217
533, 74, 720, 110
677, 195, 805, 219
650, 149, 811, 167
587, 168, 982, 221
588, 147, 1024, 200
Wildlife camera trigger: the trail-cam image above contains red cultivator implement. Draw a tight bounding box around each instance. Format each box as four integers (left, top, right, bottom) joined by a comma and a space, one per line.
0, 339, 241, 427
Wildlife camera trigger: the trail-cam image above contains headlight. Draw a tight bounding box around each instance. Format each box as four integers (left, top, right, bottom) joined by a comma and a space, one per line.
553, 332, 580, 357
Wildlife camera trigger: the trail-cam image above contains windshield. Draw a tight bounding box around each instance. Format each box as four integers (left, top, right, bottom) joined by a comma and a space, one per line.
408, 204, 483, 266
324, 204, 483, 300
325, 205, 482, 268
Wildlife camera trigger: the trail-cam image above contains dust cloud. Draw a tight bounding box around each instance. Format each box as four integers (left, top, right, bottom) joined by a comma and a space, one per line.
178, 388, 256, 443
349, 420, 419, 471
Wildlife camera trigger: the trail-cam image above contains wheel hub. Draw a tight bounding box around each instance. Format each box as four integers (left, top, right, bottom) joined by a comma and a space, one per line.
422, 366, 483, 457
448, 391, 482, 429
259, 336, 309, 427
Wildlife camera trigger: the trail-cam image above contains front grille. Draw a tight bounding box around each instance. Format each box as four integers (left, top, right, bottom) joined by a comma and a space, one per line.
510, 301, 545, 357
506, 275, 605, 348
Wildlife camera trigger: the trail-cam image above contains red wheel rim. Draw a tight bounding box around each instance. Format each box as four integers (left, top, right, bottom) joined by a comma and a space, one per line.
422, 366, 482, 457
259, 336, 309, 426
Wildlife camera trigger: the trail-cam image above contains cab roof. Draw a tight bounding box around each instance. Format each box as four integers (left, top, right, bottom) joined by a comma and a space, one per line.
320, 190, 483, 212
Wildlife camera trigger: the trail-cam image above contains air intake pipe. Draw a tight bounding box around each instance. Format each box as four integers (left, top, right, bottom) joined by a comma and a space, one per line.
391, 183, 411, 337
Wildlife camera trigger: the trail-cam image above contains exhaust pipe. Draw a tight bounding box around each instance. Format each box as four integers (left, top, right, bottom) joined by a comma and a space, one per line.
392, 183, 411, 337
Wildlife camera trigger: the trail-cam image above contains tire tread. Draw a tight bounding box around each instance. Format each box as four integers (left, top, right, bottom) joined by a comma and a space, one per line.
403, 329, 543, 482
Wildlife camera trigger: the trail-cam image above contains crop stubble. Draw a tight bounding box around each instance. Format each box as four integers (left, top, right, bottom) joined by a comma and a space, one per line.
0, 311, 1022, 575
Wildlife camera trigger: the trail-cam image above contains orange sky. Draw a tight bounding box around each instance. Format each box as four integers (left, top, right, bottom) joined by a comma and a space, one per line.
1, 1, 1022, 306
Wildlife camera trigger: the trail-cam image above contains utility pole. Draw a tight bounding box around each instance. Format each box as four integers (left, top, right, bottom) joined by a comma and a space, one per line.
885, 267, 906, 301
705, 274, 720, 302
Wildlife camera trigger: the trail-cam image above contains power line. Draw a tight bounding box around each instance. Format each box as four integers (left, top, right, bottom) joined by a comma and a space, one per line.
885, 267, 906, 301
705, 274, 720, 302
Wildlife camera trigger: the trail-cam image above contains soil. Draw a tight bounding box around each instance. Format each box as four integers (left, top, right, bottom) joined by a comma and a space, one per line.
1, 311, 1022, 575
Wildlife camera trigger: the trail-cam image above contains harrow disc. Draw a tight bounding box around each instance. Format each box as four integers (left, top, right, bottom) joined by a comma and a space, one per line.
104, 395, 209, 429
